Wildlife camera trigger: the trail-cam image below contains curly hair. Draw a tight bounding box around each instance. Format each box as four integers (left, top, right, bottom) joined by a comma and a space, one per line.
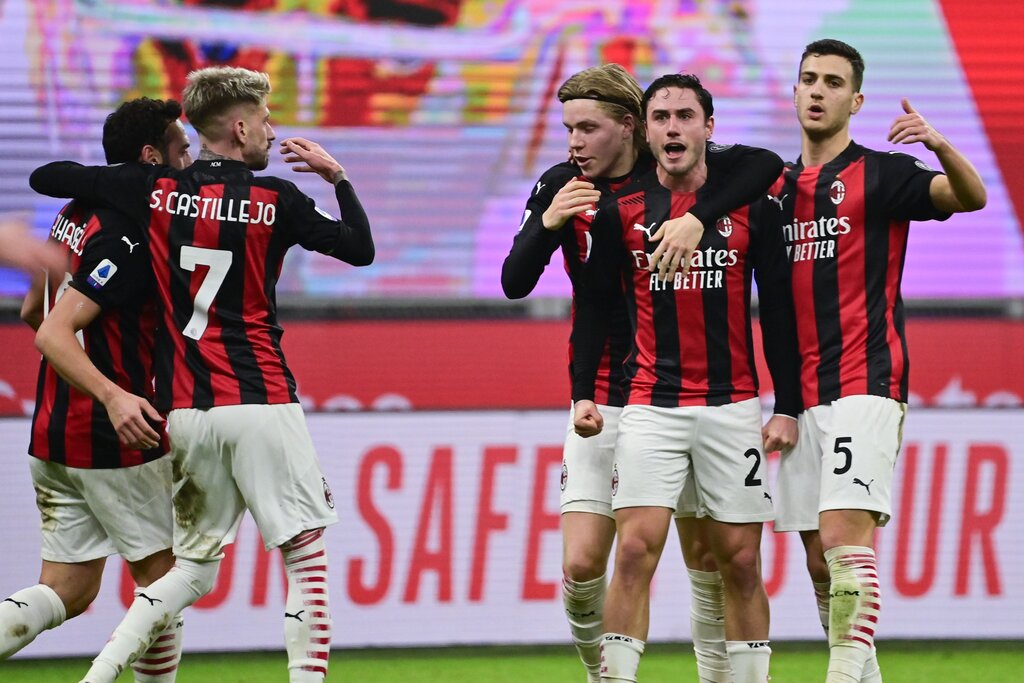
102, 98, 183, 164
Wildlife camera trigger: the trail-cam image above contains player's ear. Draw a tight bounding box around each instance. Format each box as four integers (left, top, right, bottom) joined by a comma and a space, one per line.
705, 115, 715, 140
851, 92, 864, 115
622, 113, 635, 140
138, 144, 163, 165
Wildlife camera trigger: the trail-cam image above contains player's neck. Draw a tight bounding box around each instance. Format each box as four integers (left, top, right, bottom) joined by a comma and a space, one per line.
656, 162, 707, 193
606, 149, 638, 179
198, 143, 243, 164
800, 130, 852, 168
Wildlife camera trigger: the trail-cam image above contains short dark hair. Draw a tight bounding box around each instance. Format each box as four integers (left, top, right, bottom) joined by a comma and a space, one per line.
641, 74, 713, 120
800, 39, 865, 91
102, 98, 183, 164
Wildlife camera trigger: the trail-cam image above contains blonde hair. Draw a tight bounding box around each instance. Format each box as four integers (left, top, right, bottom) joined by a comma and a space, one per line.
183, 66, 271, 140
557, 64, 645, 151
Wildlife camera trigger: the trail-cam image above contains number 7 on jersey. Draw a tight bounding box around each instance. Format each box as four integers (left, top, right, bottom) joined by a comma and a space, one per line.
180, 245, 232, 340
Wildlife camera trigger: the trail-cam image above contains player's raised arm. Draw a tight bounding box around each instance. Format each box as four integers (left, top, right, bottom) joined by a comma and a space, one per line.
887, 98, 986, 213
501, 164, 580, 299
280, 137, 374, 266
29, 161, 153, 223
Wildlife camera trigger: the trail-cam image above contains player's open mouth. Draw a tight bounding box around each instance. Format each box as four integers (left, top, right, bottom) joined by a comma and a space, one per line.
808, 104, 825, 119
664, 142, 686, 158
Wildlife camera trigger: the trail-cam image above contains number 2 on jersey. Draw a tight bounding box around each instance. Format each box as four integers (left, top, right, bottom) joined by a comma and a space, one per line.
179, 246, 232, 340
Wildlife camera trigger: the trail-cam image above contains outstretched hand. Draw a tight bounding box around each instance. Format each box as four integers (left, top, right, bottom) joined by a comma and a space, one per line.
280, 137, 347, 184
887, 98, 946, 152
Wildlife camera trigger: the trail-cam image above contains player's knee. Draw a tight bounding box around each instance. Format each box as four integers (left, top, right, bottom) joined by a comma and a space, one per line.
126, 548, 176, 587
59, 580, 101, 619
718, 545, 762, 592
562, 553, 606, 583
40, 567, 103, 619
614, 534, 660, 578
175, 557, 221, 598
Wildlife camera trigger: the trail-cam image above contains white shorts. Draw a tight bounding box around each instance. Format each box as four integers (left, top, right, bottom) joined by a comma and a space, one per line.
30, 456, 173, 564
167, 403, 338, 560
612, 398, 773, 523
560, 405, 620, 518
560, 405, 698, 518
775, 395, 906, 531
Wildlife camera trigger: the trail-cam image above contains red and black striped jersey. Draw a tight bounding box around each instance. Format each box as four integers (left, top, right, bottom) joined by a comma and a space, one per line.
501, 144, 785, 408
574, 169, 800, 414
30, 201, 167, 469
30, 159, 374, 412
769, 142, 949, 408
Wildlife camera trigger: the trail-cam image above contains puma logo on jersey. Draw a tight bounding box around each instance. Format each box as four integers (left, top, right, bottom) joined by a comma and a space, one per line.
853, 478, 874, 495
3, 598, 28, 608
121, 236, 140, 253
767, 193, 788, 211
535, 181, 545, 195
632, 222, 657, 240
284, 610, 305, 622
763, 492, 772, 502
584, 208, 598, 217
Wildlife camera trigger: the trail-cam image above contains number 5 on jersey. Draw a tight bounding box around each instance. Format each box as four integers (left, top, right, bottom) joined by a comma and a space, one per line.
180, 246, 232, 340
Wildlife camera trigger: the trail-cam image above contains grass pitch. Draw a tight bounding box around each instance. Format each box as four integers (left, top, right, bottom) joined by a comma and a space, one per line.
4, 641, 1022, 682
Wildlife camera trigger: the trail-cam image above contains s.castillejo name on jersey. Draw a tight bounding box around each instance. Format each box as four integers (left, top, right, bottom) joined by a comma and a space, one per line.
50, 213, 86, 256
783, 215, 851, 262
631, 246, 739, 291
149, 189, 277, 227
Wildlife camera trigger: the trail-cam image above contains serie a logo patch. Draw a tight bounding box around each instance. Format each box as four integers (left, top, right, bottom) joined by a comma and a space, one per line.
87, 259, 118, 289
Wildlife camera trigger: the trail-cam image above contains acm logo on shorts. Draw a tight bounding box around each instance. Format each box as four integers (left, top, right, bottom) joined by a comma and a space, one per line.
611, 465, 619, 497
560, 462, 568, 491
322, 477, 335, 509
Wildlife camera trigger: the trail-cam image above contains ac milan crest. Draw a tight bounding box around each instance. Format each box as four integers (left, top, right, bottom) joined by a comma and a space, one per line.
830, 179, 846, 205
322, 477, 335, 509
716, 215, 733, 238
611, 465, 619, 497
560, 462, 568, 491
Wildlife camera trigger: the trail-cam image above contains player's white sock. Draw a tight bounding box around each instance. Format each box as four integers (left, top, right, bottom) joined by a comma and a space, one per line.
600, 633, 644, 682
563, 573, 606, 681
861, 647, 882, 683
824, 546, 880, 683
0, 584, 66, 659
131, 586, 183, 683
815, 578, 881, 682
813, 579, 832, 634
688, 569, 732, 682
725, 641, 771, 683
81, 558, 218, 683
282, 529, 331, 683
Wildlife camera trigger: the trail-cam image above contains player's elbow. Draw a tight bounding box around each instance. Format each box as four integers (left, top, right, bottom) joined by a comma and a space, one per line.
33, 322, 55, 358
347, 244, 374, 266
501, 275, 529, 300
20, 301, 42, 331
962, 188, 987, 212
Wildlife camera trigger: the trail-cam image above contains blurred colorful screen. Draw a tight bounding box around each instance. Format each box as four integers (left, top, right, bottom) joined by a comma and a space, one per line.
2, 0, 1021, 300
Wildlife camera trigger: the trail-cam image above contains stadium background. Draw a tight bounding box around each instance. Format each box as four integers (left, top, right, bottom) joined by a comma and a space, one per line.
0, 0, 1021, 665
